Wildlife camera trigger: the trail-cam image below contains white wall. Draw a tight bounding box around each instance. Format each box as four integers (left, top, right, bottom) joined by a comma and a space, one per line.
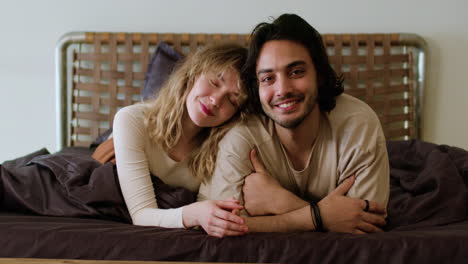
1, 0, 467, 162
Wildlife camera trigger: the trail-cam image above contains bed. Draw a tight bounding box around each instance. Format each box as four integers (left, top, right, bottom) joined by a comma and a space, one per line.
1, 32, 468, 264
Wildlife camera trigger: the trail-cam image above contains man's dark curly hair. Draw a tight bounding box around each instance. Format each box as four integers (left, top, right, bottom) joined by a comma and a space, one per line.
243, 13, 344, 114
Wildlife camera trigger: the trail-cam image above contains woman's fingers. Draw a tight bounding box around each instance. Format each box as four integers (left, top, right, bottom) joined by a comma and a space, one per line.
216, 200, 244, 210
222, 197, 240, 203
202, 212, 248, 238
196, 200, 249, 237
210, 216, 248, 232
207, 225, 246, 238
213, 207, 244, 225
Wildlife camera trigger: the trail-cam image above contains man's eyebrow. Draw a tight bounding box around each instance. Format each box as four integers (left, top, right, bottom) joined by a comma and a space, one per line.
257, 60, 307, 75
257, 68, 273, 75
286, 60, 306, 69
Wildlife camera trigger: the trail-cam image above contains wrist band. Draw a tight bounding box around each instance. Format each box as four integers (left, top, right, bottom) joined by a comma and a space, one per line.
310, 202, 324, 232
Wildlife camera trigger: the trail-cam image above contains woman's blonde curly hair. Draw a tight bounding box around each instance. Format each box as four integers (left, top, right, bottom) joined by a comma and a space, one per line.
144, 42, 249, 181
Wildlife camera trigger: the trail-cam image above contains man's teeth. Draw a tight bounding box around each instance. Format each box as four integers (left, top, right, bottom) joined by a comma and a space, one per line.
278, 101, 297, 108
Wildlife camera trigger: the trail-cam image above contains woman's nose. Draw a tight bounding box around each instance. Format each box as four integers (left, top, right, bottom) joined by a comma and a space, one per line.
209, 93, 222, 107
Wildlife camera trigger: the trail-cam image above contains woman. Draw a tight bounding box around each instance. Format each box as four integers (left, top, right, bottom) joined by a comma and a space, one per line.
113, 42, 249, 238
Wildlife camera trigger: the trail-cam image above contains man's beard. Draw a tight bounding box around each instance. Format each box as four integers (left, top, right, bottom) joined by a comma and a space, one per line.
262, 92, 318, 129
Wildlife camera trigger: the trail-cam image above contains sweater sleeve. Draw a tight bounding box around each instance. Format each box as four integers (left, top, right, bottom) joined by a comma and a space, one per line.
336, 111, 390, 209
113, 105, 184, 228
197, 124, 254, 217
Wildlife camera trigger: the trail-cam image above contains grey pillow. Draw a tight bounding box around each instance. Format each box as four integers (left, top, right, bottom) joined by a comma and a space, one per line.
142, 41, 184, 100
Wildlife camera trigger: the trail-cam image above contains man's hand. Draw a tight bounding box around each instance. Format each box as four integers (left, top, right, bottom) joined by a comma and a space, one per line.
318, 176, 387, 234
243, 148, 307, 216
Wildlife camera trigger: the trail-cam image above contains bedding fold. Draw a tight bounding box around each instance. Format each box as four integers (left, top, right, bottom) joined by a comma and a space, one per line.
0, 148, 196, 223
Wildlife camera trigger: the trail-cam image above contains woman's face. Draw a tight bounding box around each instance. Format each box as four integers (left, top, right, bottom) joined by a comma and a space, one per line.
186, 68, 242, 128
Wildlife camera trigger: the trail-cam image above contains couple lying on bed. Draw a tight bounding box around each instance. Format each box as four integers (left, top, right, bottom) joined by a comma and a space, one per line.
113, 13, 389, 238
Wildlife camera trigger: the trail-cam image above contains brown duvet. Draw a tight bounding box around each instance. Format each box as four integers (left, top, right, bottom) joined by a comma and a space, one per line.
1, 140, 467, 263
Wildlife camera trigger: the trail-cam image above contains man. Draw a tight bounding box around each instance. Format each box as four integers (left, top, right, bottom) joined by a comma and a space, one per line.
198, 13, 389, 235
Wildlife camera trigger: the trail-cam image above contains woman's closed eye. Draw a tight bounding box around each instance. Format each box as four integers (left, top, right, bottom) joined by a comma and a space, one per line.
228, 94, 242, 107
210, 78, 221, 88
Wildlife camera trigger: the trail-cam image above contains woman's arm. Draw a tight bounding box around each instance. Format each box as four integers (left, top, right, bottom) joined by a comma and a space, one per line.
113, 105, 184, 227
113, 105, 247, 236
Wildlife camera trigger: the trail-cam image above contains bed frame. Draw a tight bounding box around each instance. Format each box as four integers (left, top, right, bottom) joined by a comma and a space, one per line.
55, 32, 427, 150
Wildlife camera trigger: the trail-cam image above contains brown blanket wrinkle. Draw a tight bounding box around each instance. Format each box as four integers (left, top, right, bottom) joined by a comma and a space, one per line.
386, 140, 468, 230
0, 147, 196, 223
1, 148, 131, 222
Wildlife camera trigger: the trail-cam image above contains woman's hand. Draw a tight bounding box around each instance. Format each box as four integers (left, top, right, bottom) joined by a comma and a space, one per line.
182, 199, 248, 238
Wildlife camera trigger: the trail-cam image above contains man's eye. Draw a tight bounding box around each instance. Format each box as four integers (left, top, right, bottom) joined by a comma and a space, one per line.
290, 69, 305, 77
260, 76, 273, 83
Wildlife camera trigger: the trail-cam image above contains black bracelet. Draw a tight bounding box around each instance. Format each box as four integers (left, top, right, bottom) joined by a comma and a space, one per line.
310, 202, 324, 232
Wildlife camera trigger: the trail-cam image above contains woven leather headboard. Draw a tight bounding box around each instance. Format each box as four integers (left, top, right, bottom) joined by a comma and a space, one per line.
56, 32, 426, 149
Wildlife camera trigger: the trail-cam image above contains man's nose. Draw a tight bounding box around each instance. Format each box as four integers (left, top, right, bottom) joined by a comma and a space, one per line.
274, 75, 292, 96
